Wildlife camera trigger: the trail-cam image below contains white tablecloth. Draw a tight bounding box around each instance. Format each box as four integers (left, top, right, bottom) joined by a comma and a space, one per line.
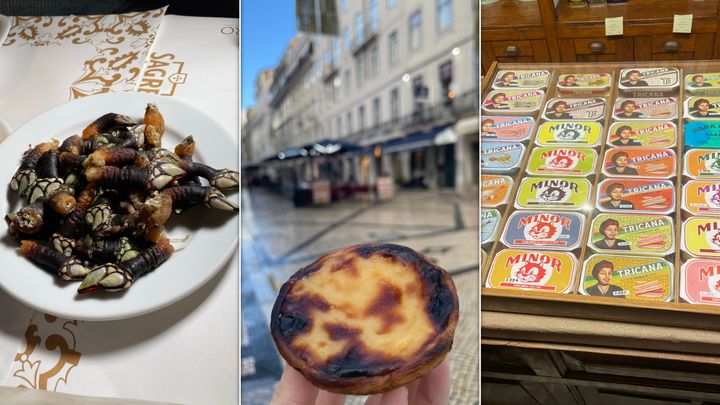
0, 10, 239, 405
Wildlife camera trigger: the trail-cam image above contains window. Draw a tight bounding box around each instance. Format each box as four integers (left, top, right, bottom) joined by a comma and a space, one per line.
347, 111, 353, 134
409, 11, 422, 51
324, 49, 332, 70
341, 0, 348, 12
388, 31, 399, 67
387, 0, 397, 8
337, 117, 342, 135
356, 57, 364, 86
439, 60, 453, 101
390, 87, 400, 122
355, 12, 364, 45
332, 39, 340, 67
372, 97, 381, 128
343, 27, 350, 51
436, 0, 453, 33
344, 70, 351, 96
370, 45, 379, 78
370, 0, 379, 32
359, 105, 366, 131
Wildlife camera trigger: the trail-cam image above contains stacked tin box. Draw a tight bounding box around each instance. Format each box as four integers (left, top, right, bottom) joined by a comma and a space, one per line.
679, 71, 720, 306
480, 70, 548, 265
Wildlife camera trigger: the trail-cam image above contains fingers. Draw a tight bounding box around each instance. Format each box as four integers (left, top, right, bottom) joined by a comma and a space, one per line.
315, 390, 346, 405
269, 366, 319, 405
365, 386, 408, 405
411, 357, 451, 405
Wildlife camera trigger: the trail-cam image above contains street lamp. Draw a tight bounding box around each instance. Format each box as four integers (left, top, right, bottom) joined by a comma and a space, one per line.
452, 47, 461, 56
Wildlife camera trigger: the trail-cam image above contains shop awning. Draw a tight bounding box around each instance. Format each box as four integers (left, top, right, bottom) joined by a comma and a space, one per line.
382, 125, 452, 154
434, 126, 458, 145
302, 139, 360, 156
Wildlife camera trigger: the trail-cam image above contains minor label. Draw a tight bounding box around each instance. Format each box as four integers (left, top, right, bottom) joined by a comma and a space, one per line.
516, 177, 591, 210
486, 249, 577, 293
526, 147, 596, 177
502, 211, 584, 251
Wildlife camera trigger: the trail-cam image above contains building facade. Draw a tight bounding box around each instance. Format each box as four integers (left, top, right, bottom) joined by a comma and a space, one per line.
244, 0, 479, 194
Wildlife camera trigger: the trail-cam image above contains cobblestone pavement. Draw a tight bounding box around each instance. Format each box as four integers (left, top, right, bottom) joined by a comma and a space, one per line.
241, 187, 479, 405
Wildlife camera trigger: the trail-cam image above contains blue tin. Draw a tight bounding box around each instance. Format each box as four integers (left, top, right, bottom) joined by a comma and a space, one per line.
501, 210, 585, 251
685, 121, 720, 149
481, 141, 525, 172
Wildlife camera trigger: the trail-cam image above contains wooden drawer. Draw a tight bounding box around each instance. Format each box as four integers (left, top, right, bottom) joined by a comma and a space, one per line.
481, 39, 551, 74
651, 34, 695, 53
491, 40, 534, 58
559, 37, 633, 62
574, 38, 616, 55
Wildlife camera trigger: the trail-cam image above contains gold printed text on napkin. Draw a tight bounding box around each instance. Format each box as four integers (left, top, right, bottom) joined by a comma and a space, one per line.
3, 7, 166, 98
10, 313, 80, 391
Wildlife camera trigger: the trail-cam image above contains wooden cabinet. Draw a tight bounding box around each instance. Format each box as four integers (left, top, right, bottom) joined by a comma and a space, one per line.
482, 0, 720, 67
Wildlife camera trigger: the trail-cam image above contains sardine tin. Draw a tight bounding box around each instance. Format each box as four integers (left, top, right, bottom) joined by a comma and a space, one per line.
535, 121, 602, 147
685, 97, 720, 120
526, 147, 597, 177
682, 180, 720, 215
542, 97, 606, 121
482, 89, 545, 115
682, 217, 720, 258
481, 208, 501, 245
556, 72, 612, 96
684, 121, 720, 149
680, 258, 720, 305
486, 249, 577, 293
481, 141, 525, 172
588, 213, 674, 256
601, 148, 676, 179
481, 175, 513, 207
612, 97, 678, 121
607, 121, 677, 148
491, 70, 550, 90
684, 73, 720, 96
684, 149, 720, 179
481, 116, 535, 142
618, 67, 680, 98
579, 254, 674, 301
515, 177, 592, 211
595, 178, 675, 215
501, 211, 585, 251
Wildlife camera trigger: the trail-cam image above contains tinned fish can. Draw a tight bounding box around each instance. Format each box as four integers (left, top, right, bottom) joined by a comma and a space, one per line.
612, 97, 678, 121
481, 141, 525, 173
542, 98, 606, 121
535, 121, 602, 148
685, 97, 720, 120
684, 149, 720, 179
556, 72, 612, 96
491, 70, 551, 90
501, 211, 585, 251
596, 178, 675, 215
482, 89, 545, 115
682, 180, 720, 216
515, 177, 592, 211
481, 208, 501, 246
684, 121, 720, 149
682, 217, 720, 258
685, 73, 720, 96
607, 121, 677, 148
617, 67, 680, 98
588, 213, 674, 256
601, 147, 676, 179
485, 249, 578, 294
481, 116, 535, 142
680, 258, 720, 305
481, 175, 513, 207
526, 147, 597, 177
579, 254, 674, 301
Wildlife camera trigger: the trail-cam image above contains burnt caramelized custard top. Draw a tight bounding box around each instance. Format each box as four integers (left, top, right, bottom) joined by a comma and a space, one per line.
270, 243, 458, 383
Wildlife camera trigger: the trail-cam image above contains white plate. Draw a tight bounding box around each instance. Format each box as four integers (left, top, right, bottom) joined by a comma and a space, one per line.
0, 92, 239, 321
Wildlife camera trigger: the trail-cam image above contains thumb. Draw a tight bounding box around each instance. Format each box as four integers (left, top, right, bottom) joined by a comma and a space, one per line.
269, 366, 319, 405
366, 386, 409, 405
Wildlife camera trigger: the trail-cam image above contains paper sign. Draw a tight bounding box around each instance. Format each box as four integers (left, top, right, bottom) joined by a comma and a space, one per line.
673, 14, 693, 33
605, 17, 624, 36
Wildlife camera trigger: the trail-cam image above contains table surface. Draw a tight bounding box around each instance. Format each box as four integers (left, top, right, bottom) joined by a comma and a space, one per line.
0, 9, 239, 405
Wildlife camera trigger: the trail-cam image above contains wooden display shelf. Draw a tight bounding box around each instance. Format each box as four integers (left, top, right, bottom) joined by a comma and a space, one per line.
481, 0, 543, 28
555, 0, 718, 24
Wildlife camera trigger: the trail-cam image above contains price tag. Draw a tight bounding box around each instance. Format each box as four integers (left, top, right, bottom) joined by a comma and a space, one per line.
605, 17, 624, 36
673, 14, 693, 33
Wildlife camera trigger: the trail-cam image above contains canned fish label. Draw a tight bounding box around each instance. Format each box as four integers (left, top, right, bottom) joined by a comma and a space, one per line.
535, 121, 602, 147
682, 180, 720, 215
596, 178, 675, 215
612, 98, 677, 120
526, 147, 597, 177
618, 68, 679, 89
580, 254, 673, 301
685, 73, 720, 95
684, 121, 720, 149
481, 116, 535, 141
685, 97, 720, 120
601, 148, 676, 179
481, 141, 525, 172
588, 213, 674, 256
682, 217, 720, 257
481, 209, 501, 245
481, 175, 513, 207
607, 121, 676, 148
486, 249, 577, 293
680, 258, 720, 305
556, 73, 612, 95
516, 177, 592, 210
482, 89, 545, 114
501, 211, 585, 251
492, 70, 550, 89
542, 98, 606, 121
684, 149, 720, 179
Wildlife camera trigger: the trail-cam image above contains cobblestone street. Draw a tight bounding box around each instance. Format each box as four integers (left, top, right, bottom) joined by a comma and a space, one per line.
240, 187, 479, 405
